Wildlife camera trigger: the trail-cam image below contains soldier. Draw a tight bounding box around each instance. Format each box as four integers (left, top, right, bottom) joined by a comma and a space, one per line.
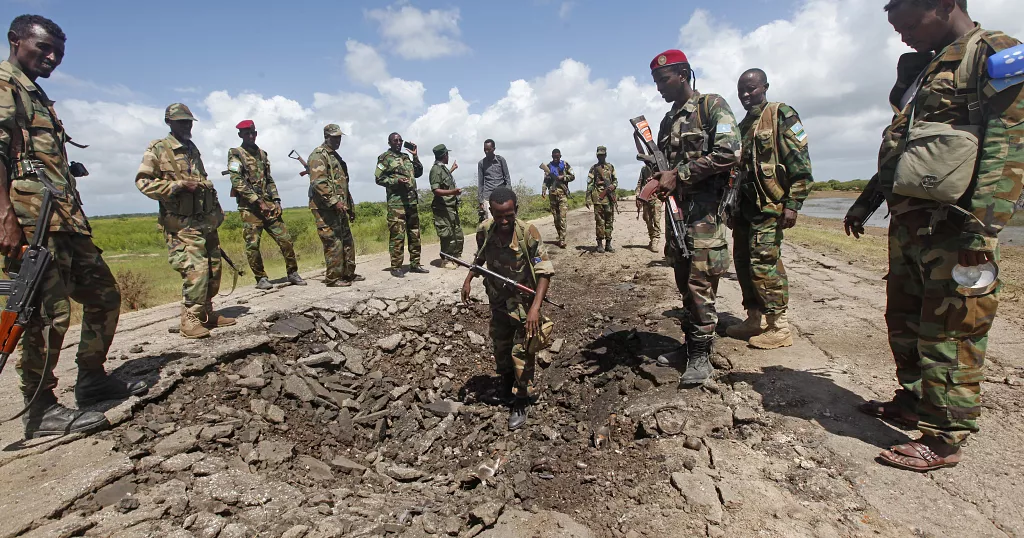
844, 0, 1024, 472
136, 103, 234, 339
309, 124, 362, 286
540, 148, 573, 248
649, 49, 740, 387
227, 119, 305, 290
0, 14, 146, 438
635, 156, 662, 252
586, 146, 617, 252
725, 68, 813, 349
461, 187, 554, 430
375, 132, 426, 278
429, 144, 463, 268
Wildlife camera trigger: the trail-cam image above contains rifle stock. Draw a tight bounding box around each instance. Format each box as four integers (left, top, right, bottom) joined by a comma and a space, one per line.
629, 115, 691, 257
289, 150, 310, 177
442, 252, 565, 309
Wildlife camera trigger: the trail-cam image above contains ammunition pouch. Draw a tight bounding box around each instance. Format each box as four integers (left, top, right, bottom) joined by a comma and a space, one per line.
164, 186, 219, 217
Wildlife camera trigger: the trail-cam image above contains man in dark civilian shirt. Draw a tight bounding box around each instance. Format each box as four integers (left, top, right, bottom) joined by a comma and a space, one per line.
477, 139, 511, 221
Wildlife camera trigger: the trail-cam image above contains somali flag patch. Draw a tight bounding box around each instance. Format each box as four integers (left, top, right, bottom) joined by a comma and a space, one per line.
716, 123, 733, 134
790, 122, 807, 142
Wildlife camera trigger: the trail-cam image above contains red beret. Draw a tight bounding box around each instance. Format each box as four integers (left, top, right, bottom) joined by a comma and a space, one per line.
650, 50, 689, 71
236, 119, 255, 130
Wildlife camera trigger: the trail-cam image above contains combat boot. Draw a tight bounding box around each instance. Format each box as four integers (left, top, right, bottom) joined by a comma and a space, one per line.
725, 308, 766, 341
508, 398, 530, 431
680, 335, 714, 387
287, 272, 307, 286
596, 239, 605, 253
748, 312, 793, 349
76, 368, 149, 407
23, 390, 109, 439
482, 373, 515, 406
647, 239, 658, 253
180, 305, 211, 339
605, 239, 615, 253
204, 303, 237, 329
255, 277, 273, 290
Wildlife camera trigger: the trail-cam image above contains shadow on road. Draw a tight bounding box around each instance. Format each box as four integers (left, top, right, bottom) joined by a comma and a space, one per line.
726, 366, 913, 449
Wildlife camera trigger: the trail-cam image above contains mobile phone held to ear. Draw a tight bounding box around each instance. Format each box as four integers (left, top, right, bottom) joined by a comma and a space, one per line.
403, 141, 417, 151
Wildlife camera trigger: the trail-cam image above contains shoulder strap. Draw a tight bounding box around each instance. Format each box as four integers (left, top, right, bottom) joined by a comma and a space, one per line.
473, 219, 538, 286
956, 30, 989, 125
6, 77, 34, 160
696, 95, 714, 153
158, 140, 183, 182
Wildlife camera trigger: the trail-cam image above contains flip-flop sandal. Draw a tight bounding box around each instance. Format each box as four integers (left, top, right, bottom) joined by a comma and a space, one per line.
877, 441, 960, 472
857, 400, 919, 428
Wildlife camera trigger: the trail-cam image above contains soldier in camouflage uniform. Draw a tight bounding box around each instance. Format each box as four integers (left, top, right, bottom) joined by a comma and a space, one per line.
635, 157, 662, 252
726, 68, 814, 349
649, 49, 740, 387
0, 15, 147, 439
844, 0, 1024, 471
136, 103, 234, 339
227, 120, 305, 290
429, 144, 463, 268
540, 148, 573, 248
308, 124, 362, 287
586, 146, 618, 252
462, 187, 554, 431
375, 132, 426, 278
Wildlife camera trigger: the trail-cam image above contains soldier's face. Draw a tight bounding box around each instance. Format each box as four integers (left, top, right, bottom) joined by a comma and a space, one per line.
484, 142, 495, 157
887, 3, 952, 52
653, 69, 684, 103
597, 153, 606, 162
10, 25, 64, 79
737, 77, 767, 111
239, 129, 257, 146
551, 152, 560, 163
389, 134, 403, 152
327, 135, 342, 150
490, 200, 517, 230
168, 120, 193, 141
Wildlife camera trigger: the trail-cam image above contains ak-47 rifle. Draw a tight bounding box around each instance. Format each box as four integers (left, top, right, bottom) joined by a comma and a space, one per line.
539, 163, 574, 202
594, 166, 619, 213
289, 150, 310, 176
720, 169, 744, 219
441, 252, 565, 309
630, 115, 691, 258
220, 167, 281, 220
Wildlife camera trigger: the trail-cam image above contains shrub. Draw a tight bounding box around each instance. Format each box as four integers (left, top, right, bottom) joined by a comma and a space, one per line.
116, 269, 151, 312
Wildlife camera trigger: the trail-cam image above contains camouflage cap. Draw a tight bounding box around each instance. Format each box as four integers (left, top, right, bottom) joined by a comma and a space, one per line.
324, 124, 345, 137
596, 145, 607, 155
432, 143, 449, 158
165, 103, 197, 122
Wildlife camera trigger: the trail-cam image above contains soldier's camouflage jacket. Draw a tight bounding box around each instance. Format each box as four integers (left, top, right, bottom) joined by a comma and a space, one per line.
308, 143, 354, 210
544, 160, 574, 196
0, 60, 90, 235
228, 146, 280, 207
429, 161, 459, 210
374, 149, 423, 207
861, 25, 1024, 252
738, 102, 814, 215
136, 134, 223, 233
473, 218, 554, 311
587, 163, 617, 203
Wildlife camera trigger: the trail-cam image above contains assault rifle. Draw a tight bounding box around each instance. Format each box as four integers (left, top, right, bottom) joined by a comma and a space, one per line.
220, 168, 281, 220
720, 169, 744, 218
539, 163, 574, 202
441, 252, 565, 309
288, 150, 310, 176
630, 115, 691, 258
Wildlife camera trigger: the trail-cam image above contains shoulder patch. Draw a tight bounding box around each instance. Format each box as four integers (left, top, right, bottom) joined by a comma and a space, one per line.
376, 163, 386, 170
789, 122, 808, 142
228, 159, 241, 172
716, 123, 733, 134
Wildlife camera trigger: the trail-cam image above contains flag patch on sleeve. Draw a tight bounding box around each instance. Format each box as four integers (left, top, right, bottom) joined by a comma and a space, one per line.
228, 160, 241, 172
716, 123, 733, 134
790, 122, 807, 142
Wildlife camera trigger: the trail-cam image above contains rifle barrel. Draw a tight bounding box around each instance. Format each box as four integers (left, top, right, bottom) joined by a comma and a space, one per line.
442, 253, 565, 309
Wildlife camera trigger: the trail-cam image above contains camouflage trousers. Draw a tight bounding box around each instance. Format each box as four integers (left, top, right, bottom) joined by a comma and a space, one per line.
240, 208, 297, 280
162, 226, 222, 307
311, 204, 356, 284
732, 203, 789, 314
490, 300, 554, 400
387, 204, 421, 268
592, 200, 615, 240
641, 199, 662, 240
666, 197, 730, 337
885, 210, 997, 446
7, 232, 120, 393
432, 205, 464, 259
548, 191, 568, 243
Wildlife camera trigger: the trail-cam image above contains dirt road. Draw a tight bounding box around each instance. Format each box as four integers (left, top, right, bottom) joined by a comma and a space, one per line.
0, 205, 1021, 538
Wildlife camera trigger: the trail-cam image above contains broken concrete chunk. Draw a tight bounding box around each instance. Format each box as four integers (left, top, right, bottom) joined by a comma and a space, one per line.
377, 334, 403, 353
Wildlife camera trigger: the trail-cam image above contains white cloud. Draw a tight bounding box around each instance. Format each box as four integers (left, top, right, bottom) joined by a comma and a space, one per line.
55, 0, 1024, 219
559, 2, 574, 20
365, 3, 468, 60
344, 40, 390, 86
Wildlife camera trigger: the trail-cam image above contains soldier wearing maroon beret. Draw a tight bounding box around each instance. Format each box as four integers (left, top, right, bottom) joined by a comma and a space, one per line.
649, 49, 741, 387
227, 120, 306, 290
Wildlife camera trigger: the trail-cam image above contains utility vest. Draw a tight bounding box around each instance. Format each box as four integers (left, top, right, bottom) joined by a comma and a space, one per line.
308, 145, 349, 205
149, 138, 219, 220
744, 102, 787, 204
227, 147, 270, 203
661, 94, 726, 199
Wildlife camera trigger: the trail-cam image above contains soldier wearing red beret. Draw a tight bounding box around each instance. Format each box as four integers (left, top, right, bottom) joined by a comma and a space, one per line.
649, 49, 741, 387
227, 120, 306, 290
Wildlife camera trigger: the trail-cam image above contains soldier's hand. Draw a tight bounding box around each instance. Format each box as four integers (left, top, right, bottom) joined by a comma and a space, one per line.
335, 201, 348, 212
451, 160, 459, 172
525, 305, 541, 338
461, 278, 473, 305
781, 208, 798, 230
180, 179, 199, 192
635, 198, 643, 210
958, 249, 994, 267
654, 169, 679, 194
844, 206, 867, 239
348, 210, 356, 223
275, 202, 283, 217
453, 188, 463, 196
0, 211, 24, 258
399, 177, 411, 185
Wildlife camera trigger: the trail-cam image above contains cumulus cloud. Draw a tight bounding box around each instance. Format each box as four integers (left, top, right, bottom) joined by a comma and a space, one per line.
559, 2, 574, 20
344, 40, 391, 86
56, 0, 1024, 219
365, 3, 468, 60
